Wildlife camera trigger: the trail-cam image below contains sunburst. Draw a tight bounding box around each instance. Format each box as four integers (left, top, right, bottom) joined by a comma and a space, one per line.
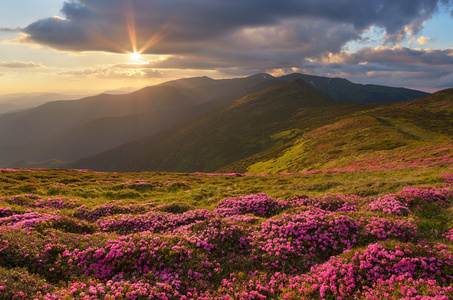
130, 51, 141, 61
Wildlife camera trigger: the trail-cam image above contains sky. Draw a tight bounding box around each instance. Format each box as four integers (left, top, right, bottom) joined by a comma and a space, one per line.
1, 0, 453, 94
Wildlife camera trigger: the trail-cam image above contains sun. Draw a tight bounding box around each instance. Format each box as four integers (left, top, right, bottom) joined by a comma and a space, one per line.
130, 52, 141, 61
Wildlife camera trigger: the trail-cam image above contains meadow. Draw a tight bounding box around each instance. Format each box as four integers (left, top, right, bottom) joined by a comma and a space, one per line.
1, 165, 453, 299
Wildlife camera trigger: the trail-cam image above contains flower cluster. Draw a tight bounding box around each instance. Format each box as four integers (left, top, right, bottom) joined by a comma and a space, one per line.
97, 209, 214, 234
284, 242, 453, 299
365, 195, 412, 215
253, 208, 361, 272
440, 173, 453, 188
357, 275, 453, 299
0, 207, 15, 217
214, 193, 283, 217
396, 186, 453, 208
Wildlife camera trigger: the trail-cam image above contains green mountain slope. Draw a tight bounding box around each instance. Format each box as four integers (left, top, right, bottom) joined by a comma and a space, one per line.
0, 85, 204, 147
0, 75, 285, 166
70, 80, 370, 172
1, 73, 431, 170
220, 88, 453, 174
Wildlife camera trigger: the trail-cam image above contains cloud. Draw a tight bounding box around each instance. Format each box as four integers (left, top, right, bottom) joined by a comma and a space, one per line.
0, 61, 43, 69
60, 66, 163, 79
320, 46, 453, 66
409, 36, 433, 46
296, 46, 453, 90
14, 0, 453, 90
0, 27, 22, 33
21, 0, 453, 57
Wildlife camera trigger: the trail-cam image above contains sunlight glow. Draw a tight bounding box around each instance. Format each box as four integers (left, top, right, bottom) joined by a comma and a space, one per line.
122, 0, 170, 57
130, 51, 141, 60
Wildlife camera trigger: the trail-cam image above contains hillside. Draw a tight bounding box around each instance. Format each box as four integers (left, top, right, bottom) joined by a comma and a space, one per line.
0, 73, 431, 168
0, 106, 202, 165
0, 85, 204, 147
221, 88, 453, 174
0, 92, 88, 114
70, 80, 372, 172
0, 74, 285, 167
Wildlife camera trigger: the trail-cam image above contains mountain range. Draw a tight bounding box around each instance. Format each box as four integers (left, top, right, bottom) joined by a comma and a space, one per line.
2, 72, 445, 173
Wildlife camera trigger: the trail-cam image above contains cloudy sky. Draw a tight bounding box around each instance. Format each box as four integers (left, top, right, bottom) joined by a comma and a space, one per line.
1, 0, 453, 94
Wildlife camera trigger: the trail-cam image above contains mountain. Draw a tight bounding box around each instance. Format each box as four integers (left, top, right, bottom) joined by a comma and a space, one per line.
0, 74, 284, 166
0, 72, 432, 168
0, 106, 204, 165
279, 73, 429, 103
0, 92, 87, 114
68, 80, 372, 172
0, 85, 205, 148
70, 85, 452, 174
220, 88, 453, 174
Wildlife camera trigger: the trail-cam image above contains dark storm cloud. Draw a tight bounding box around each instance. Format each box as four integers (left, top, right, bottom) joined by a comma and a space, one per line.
322, 46, 453, 66
22, 0, 453, 56
18, 0, 453, 90
297, 46, 453, 90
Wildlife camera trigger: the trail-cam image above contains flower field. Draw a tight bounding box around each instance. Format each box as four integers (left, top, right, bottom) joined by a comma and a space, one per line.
1, 168, 453, 299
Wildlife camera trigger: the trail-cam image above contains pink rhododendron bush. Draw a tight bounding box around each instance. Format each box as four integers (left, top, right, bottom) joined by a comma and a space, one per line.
1, 169, 453, 299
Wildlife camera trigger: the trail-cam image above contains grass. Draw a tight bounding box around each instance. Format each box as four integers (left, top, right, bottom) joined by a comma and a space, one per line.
0, 164, 449, 209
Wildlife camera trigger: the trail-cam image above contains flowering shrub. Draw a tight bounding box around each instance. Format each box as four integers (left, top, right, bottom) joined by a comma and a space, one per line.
176, 217, 253, 255
0, 194, 41, 206
0, 212, 96, 233
253, 208, 361, 273
356, 275, 453, 299
396, 186, 453, 208
214, 194, 283, 217
440, 173, 453, 188
365, 195, 412, 215
44, 280, 180, 300
359, 216, 419, 243
443, 229, 453, 242
0, 266, 55, 299
97, 209, 214, 234
283, 242, 453, 299
0, 207, 16, 217
59, 235, 194, 282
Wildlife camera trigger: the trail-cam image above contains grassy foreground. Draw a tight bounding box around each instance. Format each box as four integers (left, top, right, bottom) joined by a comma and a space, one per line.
1, 166, 453, 299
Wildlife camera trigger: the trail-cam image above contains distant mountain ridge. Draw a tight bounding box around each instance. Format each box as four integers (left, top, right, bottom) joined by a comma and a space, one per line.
278, 73, 428, 103
0, 93, 87, 114
0, 73, 432, 169
66, 80, 375, 172
68, 85, 451, 173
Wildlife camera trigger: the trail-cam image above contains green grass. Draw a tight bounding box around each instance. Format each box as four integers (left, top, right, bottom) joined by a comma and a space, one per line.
0, 164, 450, 209
222, 88, 453, 175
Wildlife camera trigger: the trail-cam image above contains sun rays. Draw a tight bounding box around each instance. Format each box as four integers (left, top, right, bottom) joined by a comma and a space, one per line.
122, 0, 170, 59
